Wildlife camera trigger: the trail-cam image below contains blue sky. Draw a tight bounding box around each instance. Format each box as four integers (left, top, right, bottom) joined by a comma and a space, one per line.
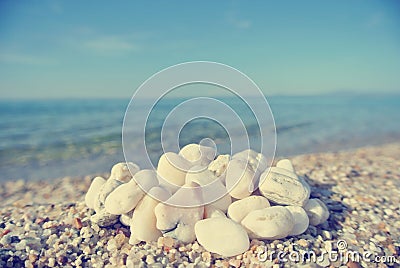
0, 0, 399, 99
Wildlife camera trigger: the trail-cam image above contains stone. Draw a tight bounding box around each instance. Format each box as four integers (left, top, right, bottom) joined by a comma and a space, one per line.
119, 210, 134, 227
241, 206, 295, 239
208, 154, 230, 179
104, 171, 158, 215
304, 199, 330, 226
195, 217, 249, 257
203, 205, 226, 219
90, 211, 118, 227
258, 167, 310, 206
85, 176, 106, 209
285, 206, 309, 236
232, 149, 268, 175
129, 187, 170, 244
227, 196, 270, 223
157, 152, 192, 192
225, 158, 259, 199
154, 184, 204, 243
275, 159, 295, 172
186, 165, 231, 211
110, 162, 140, 183
179, 143, 216, 167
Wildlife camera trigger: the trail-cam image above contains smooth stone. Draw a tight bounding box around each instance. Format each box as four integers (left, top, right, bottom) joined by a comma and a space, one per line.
232, 149, 268, 175
304, 199, 330, 226
276, 158, 295, 172
154, 184, 204, 243
185, 165, 217, 186
179, 143, 216, 167
241, 206, 295, 239
259, 168, 310, 206
285, 206, 309, 235
85, 176, 106, 209
206, 193, 232, 212
157, 152, 192, 191
195, 217, 249, 257
186, 166, 231, 211
129, 187, 170, 245
119, 210, 134, 226
203, 205, 226, 219
94, 178, 123, 213
104, 172, 158, 215
227, 196, 270, 223
90, 210, 118, 227
110, 162, 140, 183
208, 154, 230, 179
225, 158, 259, 199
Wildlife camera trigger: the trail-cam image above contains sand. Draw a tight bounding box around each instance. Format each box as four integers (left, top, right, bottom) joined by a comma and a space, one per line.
0, 143, 399, 267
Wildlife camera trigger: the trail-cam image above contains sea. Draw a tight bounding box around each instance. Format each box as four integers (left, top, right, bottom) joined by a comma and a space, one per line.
1, 94, 399, 181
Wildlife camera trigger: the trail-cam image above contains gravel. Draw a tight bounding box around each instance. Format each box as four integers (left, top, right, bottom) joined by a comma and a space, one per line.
0, 143, 399, 267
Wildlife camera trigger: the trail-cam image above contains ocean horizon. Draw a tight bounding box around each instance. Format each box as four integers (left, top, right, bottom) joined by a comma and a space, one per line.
1, 94, 399, 181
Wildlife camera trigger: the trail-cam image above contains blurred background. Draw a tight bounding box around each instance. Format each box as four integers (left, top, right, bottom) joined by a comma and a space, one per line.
0, 1, 399, 180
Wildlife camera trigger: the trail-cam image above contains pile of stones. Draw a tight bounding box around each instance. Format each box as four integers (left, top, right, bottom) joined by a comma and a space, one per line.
85, 143, 329, 257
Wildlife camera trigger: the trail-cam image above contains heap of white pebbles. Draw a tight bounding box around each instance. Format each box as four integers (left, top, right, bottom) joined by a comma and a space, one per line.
84, 144, 330, 257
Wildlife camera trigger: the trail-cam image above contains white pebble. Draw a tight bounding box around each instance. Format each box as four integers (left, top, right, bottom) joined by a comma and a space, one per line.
225, 158, 259, 199
304, 199, 330, 226
129, 187, 170, 244
105, 170, 158, 215
195, 217, 249, 257
259, 166, 310, 206
85, 176, 106, 209
157, 152, 192, 192
285, 206, 309, 236
227, 196, 270, 223
179, 143, 215, 167
241, 206, 294, 239
154, 184, 204, 243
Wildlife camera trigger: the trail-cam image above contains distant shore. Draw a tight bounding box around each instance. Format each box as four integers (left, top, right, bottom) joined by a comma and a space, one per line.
0, 142, 399, 267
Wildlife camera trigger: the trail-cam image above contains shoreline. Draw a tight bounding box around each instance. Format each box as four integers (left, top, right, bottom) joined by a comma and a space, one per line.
0, 143, 399, 267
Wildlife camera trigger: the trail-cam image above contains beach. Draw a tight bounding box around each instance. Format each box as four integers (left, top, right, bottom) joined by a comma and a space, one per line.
0, 143, 399, 267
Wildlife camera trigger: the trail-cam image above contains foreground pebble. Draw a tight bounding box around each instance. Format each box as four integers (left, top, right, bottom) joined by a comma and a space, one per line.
304, 198, 330, 226
85, 176, 106, 209
195, 217, 249, 257
259, 166, 310, 206
227, 195, 270, 223
241, 206, 295, 239
154, 184, 204, 243
286, 205, 309, 236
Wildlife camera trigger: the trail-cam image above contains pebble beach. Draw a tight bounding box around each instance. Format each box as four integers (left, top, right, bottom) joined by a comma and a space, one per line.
0, 143, 399, 268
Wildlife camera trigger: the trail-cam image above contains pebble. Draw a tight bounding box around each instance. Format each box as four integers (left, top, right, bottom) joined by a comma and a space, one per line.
129, 187, 169, 244
179, 143, 215, 167
259, 160, 310, 206
227, 196, 270, 223
105, 170, 158, 215
225, 158, 258, 199
285, 206, 309, 236
304, 199, 330, 226
208, 154, 230, 178
241, 206, 295, 239
195, 217, 249, 257
157, 152, 192, 191
85, 176, 106, 209
154, 185, 204, 243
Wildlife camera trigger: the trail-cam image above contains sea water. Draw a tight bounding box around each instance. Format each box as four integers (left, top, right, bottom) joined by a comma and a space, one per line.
0, 94, 399, 180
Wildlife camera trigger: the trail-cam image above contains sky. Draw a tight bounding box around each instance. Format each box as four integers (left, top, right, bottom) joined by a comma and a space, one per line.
0, 0, 399, 99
